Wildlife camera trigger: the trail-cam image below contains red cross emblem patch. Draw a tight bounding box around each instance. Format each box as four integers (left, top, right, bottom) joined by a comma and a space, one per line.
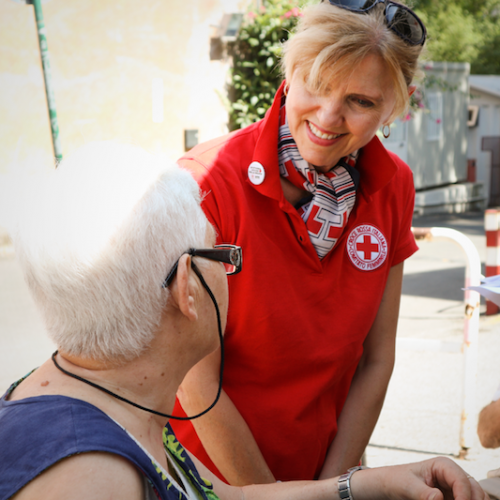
347, 224, 388, 270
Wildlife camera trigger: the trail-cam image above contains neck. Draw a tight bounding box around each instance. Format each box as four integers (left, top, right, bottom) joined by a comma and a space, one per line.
50, 343, 188, 472
280, 177, 310, 205
56, 343, 184, 426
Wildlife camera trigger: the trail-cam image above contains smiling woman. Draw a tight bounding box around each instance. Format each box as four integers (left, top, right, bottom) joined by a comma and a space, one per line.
285, 53, 398, 172
170, 0, 427, 487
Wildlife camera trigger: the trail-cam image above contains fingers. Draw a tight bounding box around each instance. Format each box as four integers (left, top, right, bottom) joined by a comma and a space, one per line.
352, 458, 489, 500
424, 458, 488, 500
412, 480, 444, 500
426, 489, 445, 500
466, 476, 490, 500
429, 458, 471, 500
402, 457, 469, 500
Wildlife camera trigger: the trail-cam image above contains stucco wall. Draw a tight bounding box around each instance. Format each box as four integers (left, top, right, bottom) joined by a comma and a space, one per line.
0, 0, 248, 178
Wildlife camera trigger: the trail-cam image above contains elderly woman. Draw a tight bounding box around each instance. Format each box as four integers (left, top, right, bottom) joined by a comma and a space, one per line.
0, 142, 487, 500
172, 0, 426, 486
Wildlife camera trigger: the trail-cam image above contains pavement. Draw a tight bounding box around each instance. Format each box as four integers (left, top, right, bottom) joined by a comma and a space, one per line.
1, 211, 500, 480
366, 211, 500, 479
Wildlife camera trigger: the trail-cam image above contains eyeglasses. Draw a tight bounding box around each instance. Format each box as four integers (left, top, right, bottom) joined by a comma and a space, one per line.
162, 244, 242, 288
325, 0, 426, 46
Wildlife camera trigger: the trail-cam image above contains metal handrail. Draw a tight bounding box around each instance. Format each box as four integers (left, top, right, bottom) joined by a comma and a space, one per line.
411, 227, 481, 458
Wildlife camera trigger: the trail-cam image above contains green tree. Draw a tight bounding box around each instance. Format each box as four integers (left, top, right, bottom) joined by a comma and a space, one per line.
415, 4, 482, 63
471, 16, 500, 73
228, 0, 304, 130
413, 0, 500, 74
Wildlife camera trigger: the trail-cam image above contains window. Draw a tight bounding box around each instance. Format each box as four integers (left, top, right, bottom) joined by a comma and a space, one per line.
467, 105, 479, 127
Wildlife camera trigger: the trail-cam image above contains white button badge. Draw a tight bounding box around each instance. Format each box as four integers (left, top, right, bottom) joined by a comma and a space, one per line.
248, 161, 265, 185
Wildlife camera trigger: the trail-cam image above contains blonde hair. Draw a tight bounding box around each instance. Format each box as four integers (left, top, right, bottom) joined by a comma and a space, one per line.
15, 141, 207, 362
281, 2, 424, 121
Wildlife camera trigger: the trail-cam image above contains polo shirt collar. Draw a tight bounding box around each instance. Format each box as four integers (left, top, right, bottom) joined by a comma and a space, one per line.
246, 81, 286, 202
246, 81, 399, 202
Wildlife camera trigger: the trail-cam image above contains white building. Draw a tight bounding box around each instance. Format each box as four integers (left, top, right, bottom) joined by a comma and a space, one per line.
382, 62, 485, 215
468, 75, 500, 207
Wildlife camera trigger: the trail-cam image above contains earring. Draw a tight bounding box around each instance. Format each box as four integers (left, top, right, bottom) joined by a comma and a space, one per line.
284, 82, 289, 96
382, 124, 391, 139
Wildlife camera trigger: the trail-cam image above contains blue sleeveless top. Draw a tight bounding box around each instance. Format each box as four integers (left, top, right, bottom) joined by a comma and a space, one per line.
0, 376, 219, 500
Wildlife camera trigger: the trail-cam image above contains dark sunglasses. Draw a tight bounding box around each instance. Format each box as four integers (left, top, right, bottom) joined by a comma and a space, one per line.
162, 244, 242, 288
325, 0, 426, 46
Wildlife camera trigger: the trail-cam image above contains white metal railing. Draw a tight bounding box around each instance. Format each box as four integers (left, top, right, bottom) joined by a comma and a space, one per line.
410, 227, 481, 458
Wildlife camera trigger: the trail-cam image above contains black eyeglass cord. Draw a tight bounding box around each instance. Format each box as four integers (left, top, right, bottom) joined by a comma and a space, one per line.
51, 262, 224, 421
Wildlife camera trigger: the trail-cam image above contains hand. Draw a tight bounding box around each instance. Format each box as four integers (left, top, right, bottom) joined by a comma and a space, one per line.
351, 457, 488, 500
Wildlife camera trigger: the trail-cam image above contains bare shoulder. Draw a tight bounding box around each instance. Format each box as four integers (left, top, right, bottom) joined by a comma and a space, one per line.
12, 451, 145, 500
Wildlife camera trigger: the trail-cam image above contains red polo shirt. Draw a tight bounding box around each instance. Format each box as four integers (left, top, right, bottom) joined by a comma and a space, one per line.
172, 84, 418, 482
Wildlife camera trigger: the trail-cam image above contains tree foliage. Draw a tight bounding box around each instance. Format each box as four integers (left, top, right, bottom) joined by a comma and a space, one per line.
228, 0, 303, 130
413, 0, 500, 74
227, 0, 500, 131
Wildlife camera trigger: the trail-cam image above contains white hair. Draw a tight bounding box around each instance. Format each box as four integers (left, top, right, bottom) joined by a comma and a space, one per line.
14, 141, 207, 361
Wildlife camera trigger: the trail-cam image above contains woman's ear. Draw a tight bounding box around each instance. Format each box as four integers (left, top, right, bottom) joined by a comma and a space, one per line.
169, 254, 198, 321
408, 84, 417, 98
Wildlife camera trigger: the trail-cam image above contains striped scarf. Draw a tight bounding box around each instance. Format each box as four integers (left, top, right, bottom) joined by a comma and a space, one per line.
278, 97, 360, 259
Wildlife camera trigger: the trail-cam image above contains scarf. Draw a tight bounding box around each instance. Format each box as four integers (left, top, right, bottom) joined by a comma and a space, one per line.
278, 97, 360, 259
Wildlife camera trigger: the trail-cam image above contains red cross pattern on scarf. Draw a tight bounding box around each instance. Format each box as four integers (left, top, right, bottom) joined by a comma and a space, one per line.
278, 99, 359, 259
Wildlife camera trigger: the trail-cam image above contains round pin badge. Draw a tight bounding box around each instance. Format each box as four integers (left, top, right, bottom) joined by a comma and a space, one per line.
248, 161, 265, 185
346, 224, 388, 271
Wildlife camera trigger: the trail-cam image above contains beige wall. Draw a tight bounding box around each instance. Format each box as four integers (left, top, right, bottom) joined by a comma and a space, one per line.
0, 0, 248, 179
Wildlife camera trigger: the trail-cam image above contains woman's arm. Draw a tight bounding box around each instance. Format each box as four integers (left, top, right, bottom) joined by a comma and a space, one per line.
192, 453, 487, 500
177, 348, 276, 485
319, 262, 404, 479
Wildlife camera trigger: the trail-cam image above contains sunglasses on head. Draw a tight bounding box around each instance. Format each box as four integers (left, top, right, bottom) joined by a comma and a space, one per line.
325, 0, 426, 46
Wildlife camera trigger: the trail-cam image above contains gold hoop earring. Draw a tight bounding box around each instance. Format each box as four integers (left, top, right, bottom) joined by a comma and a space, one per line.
382, 124, 391, 139
284, 83, 289, 96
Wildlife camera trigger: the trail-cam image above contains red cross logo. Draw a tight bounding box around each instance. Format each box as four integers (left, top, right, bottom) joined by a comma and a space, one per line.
356, 235, 379, 260
346, 224, 388, 271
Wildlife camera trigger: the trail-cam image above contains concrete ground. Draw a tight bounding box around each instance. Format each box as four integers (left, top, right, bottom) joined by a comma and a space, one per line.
366, 211, 500, 479
1, 211, 500, 480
